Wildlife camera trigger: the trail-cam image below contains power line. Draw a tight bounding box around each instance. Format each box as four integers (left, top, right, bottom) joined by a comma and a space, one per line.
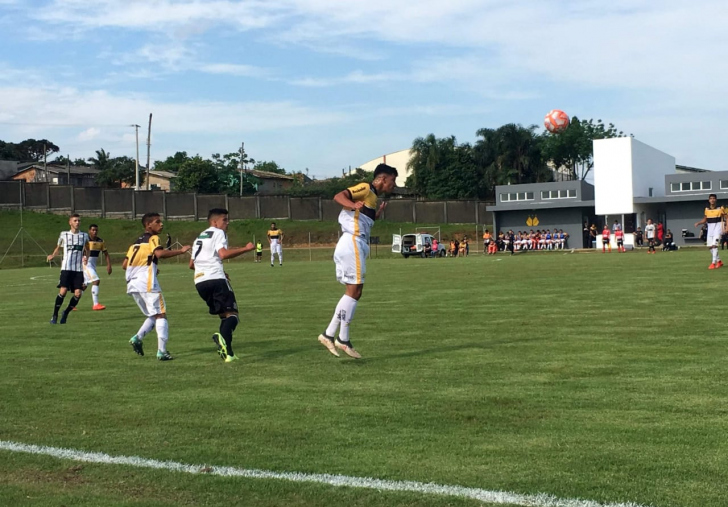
0, 121, 130, 128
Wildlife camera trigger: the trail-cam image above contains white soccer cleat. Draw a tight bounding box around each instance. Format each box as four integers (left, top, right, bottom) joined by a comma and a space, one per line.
335, 339, 362, 359
318, 334, 339, 357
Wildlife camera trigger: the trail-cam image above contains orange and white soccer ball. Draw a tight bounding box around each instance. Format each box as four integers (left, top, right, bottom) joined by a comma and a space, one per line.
544, 109, 570, 133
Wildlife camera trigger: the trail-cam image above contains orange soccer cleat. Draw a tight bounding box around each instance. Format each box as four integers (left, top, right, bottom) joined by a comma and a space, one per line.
92, 304, 106, 311
717, 261, 724, 268
709, 263, 716, 270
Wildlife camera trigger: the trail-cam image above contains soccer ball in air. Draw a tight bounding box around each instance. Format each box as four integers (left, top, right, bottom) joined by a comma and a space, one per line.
544, 109, 570, 133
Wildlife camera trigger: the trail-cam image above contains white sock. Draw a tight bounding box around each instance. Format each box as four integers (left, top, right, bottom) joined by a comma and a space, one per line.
137, 317, 155, 340
91, 285, 99, 305
278, 251, 282, 264
336, 295, 358, 343
325, 294, 357, 339
155, 318, 169, 352
713, 248, 720, 263
271, 252, 275, 264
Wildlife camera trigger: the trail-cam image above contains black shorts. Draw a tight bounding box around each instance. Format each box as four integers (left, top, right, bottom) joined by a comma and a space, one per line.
196, 279, 238, 315
603, 239, 610, 244
57, 270, 85, 291
256, 251, 262, 257
617, 240, 623, 246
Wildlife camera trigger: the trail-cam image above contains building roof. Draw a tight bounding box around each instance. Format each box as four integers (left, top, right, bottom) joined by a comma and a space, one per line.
675, 164, 711, 173
13, 164, 100, 176
247, 169, 295, 180
148, 170, 176, 179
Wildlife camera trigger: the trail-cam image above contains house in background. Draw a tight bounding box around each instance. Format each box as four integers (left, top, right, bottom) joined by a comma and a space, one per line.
11, 164, 99, 186
144, 170, 176, 191
246, 169, 296, 194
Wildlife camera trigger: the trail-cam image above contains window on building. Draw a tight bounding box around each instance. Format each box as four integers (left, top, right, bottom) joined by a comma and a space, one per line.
672, 181, 712, 192
500, 192, 534, 202
721, 180, 728, 190
541, 188, 577, 200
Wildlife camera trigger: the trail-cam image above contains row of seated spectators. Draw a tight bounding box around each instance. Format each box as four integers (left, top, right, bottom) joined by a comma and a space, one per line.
482, 229, 570, 253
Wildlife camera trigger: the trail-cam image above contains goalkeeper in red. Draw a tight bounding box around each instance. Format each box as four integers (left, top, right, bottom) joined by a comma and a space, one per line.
318, 164, 397, 359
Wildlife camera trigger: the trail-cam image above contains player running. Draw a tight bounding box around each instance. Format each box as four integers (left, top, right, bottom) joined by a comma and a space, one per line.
318, 163, 397, 359
83, 224, 112, 310
124, 213, 191, 361
189, 208, 254, 363
267, 222, 283, 267
47, 214, 89, 324
694, 194, 725, 269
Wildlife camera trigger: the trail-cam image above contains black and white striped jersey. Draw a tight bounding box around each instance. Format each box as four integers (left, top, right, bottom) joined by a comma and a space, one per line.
58, 231, 89, 271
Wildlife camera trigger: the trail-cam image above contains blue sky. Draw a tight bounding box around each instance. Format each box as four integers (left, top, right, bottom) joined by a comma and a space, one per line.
0, 0, 726, 179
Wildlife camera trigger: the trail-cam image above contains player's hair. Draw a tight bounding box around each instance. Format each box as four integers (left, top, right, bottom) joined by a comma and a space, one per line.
207, 208, 229, 221
709, 194, 717, 199
70, 213, 80, 219
89, 224, 98, 229
373, 163, 398, 180
141, 212, 160, 227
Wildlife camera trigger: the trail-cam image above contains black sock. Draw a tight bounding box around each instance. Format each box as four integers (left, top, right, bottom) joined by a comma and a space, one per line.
64, 296, 80, 314
53, 294, 65, 317
220, 315, 239, 356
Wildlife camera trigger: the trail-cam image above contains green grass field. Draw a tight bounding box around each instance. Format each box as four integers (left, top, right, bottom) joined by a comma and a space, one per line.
2, 248, 727, 506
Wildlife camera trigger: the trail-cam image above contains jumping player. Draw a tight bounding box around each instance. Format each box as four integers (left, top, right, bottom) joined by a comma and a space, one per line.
318, 164, 397, 359
83, 224, 112, 310
694, 194, 725, 269
47, 214, 89, 324
124, 213, 191, 361
267, 222, 283, 267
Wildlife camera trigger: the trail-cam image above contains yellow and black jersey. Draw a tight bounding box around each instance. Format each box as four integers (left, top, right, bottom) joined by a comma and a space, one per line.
338, 182, 379, 241
705, 206, 723, 223
124, 233, 162, 293
86, 237, 107, 268
267, 228, 283, 244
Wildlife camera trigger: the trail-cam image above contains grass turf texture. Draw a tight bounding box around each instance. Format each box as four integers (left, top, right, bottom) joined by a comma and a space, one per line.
0, 210, 485, 268
1, 249, 727, 506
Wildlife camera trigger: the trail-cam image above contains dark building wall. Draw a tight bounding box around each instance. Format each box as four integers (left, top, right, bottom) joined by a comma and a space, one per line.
665, 200, 711, 246
495, 207, 591, 249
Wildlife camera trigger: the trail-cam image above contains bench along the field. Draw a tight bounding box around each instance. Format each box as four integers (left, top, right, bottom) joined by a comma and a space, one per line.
681, 229, 705, 246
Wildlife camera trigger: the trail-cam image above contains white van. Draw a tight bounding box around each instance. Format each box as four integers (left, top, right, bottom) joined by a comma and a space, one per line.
392, 233, 447, 258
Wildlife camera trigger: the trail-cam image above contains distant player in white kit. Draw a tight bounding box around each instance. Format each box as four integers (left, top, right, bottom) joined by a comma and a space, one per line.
317, 164, 398, 359
47, 214, 89, 324
645, 219, 656, 254
83, 224, 112, 310
267, 222, 283, 267
189, 208, 254, 363
694, 194, 725, 269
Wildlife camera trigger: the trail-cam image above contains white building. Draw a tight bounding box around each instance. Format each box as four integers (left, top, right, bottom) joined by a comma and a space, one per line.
359, 149, 412, 188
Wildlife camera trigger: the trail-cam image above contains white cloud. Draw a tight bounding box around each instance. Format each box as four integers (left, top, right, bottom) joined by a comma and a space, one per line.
78, 127, 100, 141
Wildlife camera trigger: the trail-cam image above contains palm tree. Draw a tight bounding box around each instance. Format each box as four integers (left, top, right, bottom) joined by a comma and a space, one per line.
88, 149, 111, 172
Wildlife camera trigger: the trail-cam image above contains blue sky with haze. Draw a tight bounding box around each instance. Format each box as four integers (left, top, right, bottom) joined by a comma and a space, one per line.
0, 0, 725, 179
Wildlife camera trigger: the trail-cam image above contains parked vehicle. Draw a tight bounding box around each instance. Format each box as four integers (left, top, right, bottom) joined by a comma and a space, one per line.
392, 233, 446, 258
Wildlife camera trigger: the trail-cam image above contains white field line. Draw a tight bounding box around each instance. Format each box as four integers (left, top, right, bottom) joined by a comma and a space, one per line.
0, 440, 654, 507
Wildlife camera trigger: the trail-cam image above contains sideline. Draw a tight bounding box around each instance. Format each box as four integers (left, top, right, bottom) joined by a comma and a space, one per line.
0, 440, 653, 507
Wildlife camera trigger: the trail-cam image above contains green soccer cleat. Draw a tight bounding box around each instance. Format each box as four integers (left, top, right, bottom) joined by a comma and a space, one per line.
224, 354, 239, 363
156, 350, 174, 361
213, 333, 228, 360
129, 335, 144, 356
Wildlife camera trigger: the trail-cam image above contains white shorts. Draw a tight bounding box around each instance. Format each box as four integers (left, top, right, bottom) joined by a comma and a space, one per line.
334, 233, 368, 285
270, 243, 282, 255
83, 264, 99, 284
130, 292, 167, 317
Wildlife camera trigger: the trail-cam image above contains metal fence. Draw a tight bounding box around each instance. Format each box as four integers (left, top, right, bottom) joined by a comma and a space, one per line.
0, 181, 492, 224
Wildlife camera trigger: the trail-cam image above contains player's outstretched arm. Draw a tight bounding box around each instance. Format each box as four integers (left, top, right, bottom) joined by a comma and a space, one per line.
375, 201, 387, 220
695, 217, 707, 228
219, 242, 255, 260
155, 245, 191, 259
188, 256, 195, 270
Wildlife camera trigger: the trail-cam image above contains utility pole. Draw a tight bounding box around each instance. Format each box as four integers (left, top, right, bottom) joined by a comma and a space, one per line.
66, 154, 70, 185
146, 114, 152, 190
130, 124, 140, 190
240, 143, 245, 197
43, 143, 47, 182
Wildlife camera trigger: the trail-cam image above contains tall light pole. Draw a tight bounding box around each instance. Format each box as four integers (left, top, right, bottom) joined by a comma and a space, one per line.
130, 124, 140, 190
239, 142, 244, 197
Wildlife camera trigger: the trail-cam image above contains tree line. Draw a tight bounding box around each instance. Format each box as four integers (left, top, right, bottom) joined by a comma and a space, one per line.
1, 116, 626, 199
406, 118, 627, 200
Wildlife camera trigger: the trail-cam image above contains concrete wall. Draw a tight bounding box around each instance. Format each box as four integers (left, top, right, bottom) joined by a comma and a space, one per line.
665, 201, 707, 246
594, 137, 634, 215
631, 139, 674, 198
